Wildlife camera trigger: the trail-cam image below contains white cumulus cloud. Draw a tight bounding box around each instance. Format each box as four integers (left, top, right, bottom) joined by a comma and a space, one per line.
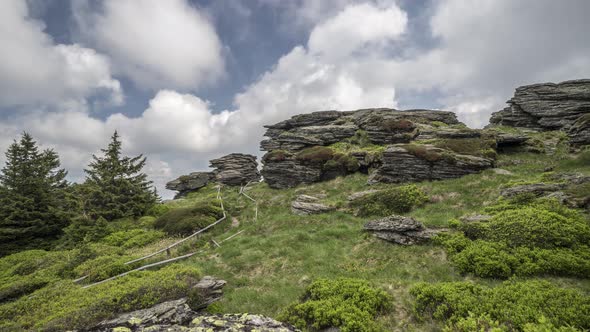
0, 0, 122, 109
72, 0, 225, 90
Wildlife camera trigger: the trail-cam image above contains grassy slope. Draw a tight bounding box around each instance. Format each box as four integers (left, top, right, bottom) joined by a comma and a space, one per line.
0, 149, 588, 331
175, 150, 590, 331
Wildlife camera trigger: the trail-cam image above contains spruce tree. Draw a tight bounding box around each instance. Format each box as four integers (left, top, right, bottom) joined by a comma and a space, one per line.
83, 131, 157, 220
0, 133, 69, 255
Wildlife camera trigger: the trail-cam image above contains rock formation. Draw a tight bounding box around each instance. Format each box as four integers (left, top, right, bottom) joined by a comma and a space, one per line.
167, 153, 260, 198
90, 299, 296, 332
364, 215, 443, 245
368, 144, 494, 184
166, 172, 215, 198
261, 108, 496, 189
489, 79, 590, 146
209, 153, 261, 186
291, 194, 334, 215
90, 275, 297, 331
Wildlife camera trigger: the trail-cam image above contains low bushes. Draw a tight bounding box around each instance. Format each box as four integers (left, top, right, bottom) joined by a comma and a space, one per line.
411, 280, 590, 331
102, 229, 165, 249
0, 264, 202, 331
154, 200, 223, 236
440, 198, 590, 278
351, 184, 428, 217
279, 278, 392, 332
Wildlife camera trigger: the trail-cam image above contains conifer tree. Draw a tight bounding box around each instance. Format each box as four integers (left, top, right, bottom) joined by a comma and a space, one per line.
83, 131, 157, 220
0, 133, 69, 255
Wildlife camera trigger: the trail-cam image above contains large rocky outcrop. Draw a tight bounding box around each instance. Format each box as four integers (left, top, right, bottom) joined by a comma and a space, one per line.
261, 108, 496, 189
489, 79, 590, 146
167, 153, 261, 198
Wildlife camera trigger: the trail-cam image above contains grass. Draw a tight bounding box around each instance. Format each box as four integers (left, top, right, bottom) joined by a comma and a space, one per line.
1, 146, 589, 331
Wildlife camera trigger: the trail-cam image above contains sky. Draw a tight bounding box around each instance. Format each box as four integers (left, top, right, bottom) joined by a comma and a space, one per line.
1, 0, 589, 198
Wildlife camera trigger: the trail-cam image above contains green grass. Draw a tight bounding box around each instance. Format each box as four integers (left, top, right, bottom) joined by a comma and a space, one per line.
1, 147, 589, 331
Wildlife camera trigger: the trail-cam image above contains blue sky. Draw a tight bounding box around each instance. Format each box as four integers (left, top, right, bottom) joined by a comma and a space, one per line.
1, 0, 589, 198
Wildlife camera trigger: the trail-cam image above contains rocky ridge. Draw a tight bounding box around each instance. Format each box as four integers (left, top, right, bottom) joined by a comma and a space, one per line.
261, 108, 497, 189
489, 79, 590, 146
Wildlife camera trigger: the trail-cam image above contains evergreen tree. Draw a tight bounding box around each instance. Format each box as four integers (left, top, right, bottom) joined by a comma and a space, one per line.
83, 131, 157, 220
0, 133, 69, 255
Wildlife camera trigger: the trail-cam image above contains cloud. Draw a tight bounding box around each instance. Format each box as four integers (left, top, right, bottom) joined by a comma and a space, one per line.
0, 0, 122, 109
72, 0, 225, 90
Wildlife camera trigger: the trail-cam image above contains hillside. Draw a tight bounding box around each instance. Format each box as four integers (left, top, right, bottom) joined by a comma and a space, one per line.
0, 80, 589, 331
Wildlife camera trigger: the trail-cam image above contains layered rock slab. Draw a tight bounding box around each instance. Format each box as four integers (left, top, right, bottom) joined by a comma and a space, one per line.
369, 145, 494, 184
364, 215, 443, 245
209, 153, 261, 186
489, 79, 590, 146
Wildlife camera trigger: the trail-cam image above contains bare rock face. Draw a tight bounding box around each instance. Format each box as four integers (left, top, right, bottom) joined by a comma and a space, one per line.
291, 195, 335, 215
364, 215, 443, 245
489, 79, 590, 146
166, 172, 215, 198
368, 145, 494, 184
210, 153, 261, 186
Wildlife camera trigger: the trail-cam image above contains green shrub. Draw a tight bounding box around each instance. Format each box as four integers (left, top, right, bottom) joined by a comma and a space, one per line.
346, 130, 372, 147
481, 207, 590, 248
411, 280, 590, 331
60, 216, 110, 248
278, 278, 392, 332
154, 200, 223, 236
323, 153, 360, 173
351, 184, 428, 217
146, 203, 171, 217
74, 255, 134, 282
442, 312, 508, 332
296, 146, 334, 165
0, 264, 201, 331
101, 229, 165, 249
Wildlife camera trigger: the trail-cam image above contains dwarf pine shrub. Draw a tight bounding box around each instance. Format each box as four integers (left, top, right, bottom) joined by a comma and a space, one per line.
154, 200, 222, 236
351, 184, 428, 217
279, 278, 392, 332
411, 280, 590, 331
441, 198, 590, 278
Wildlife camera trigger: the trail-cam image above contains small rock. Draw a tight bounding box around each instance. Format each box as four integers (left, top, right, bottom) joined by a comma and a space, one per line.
291, 195, 334, 215
500, 183, 567, 197
492, 168, 513, 176
364, 215, 444, 245
347, 190, 380, 201
460, 214, 492, 223
166, 172, 214, 198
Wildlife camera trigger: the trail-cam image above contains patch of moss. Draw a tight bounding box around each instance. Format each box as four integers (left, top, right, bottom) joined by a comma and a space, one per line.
262, 150, 291, 163
434, 138, 497, 159
401, 144, 444, 162
295, 146, 334, 165
381, 118, 416, 132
